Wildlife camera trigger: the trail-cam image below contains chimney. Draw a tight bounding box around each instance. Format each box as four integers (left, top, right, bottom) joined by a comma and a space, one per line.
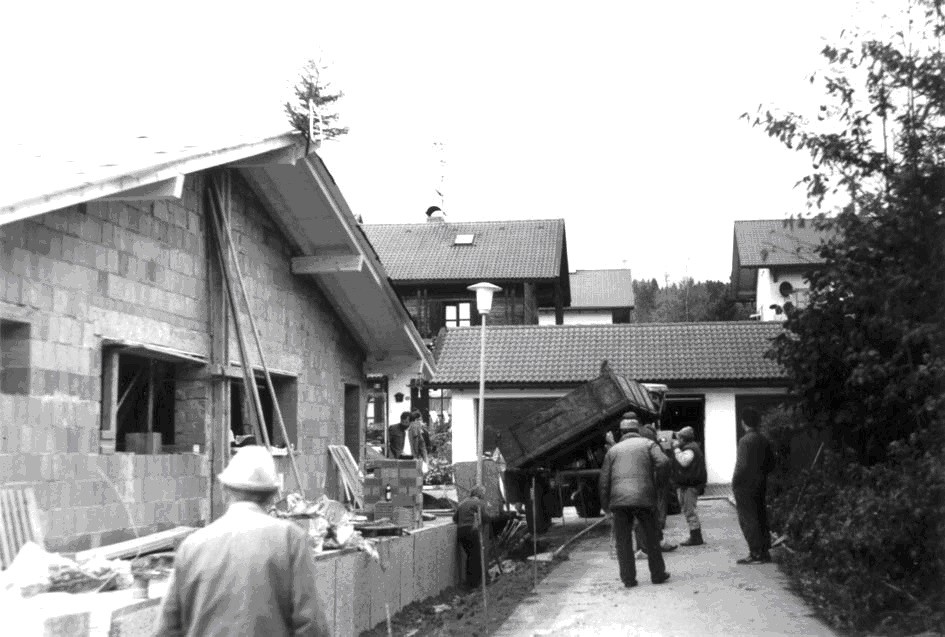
425, 205, 446, 223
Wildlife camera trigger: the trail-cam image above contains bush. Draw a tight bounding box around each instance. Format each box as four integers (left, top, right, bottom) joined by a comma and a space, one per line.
765, 410, 945, 634
424, 418, 453, 486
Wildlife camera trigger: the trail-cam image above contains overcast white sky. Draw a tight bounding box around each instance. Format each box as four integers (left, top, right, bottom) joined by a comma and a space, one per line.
2, 1, 887, 282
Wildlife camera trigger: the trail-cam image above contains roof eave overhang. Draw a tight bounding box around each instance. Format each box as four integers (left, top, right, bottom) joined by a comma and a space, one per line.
239, 156, 434, 379
1, 132, 302, 227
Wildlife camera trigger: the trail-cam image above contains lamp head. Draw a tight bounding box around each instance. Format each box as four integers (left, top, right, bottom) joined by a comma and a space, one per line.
466, 282, 502, 315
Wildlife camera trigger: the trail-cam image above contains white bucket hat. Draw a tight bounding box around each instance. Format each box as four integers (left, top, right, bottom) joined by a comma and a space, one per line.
218, 446, 280, 492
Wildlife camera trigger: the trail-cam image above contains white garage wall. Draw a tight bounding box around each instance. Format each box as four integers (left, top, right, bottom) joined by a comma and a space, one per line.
450, 388, 569, 463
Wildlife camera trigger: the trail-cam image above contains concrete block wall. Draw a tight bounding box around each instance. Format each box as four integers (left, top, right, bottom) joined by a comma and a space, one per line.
0, 451, 210, 552
314, 522, 459, 635
363, 459, 423, 517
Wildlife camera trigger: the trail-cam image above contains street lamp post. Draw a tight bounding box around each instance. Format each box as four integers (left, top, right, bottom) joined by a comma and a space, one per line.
467, 282, 501, 486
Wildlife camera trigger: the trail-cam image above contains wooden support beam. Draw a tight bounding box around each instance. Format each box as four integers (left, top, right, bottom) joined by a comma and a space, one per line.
229, 145, 304, 167
100, 174, 184, 202
291, 254, 364, 275
100, 348, 120, 453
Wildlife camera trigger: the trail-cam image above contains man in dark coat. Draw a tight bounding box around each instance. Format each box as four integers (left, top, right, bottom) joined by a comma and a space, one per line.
388, 410, 428, 462
453, 484, 490, 588
673, 426, 708, 546
733, 407, 775, 564
632, 415, 677, 554
599, 416, 671, 588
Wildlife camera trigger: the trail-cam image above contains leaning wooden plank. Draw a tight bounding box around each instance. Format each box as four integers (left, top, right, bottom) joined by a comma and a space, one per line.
335, 446, 364, 509
0, 493, 14, 569
328, 446, 364, 509
75, 526, 197, 562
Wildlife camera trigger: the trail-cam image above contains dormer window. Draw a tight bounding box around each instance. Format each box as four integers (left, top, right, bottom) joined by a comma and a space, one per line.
454, 234, 475, 245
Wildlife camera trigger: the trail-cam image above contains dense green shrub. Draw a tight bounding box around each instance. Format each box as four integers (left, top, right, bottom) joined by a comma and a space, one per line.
764, 407, 945, 633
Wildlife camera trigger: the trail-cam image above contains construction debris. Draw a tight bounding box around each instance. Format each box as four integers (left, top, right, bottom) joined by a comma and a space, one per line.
0, 542, 133, 598
271, 493, 379, 561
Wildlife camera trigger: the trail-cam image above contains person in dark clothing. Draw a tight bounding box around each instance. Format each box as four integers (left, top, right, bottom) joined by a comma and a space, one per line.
454, 484, 490, 588
631, 415, 677, 555
733, 407, 775, 564
673, 426, 708, 546
387, 411, 428, 462
599, 416, 671, 588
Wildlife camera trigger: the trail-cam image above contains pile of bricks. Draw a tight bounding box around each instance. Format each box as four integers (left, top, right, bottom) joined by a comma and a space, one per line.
363, 459, 423, 529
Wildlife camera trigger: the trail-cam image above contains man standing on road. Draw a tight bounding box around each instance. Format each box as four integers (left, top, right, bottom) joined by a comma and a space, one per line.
733, 407, 776, 564
632, 414, 677, 555
454, 484, 490, 589
155, 446, 327, 636
673, 426, 707, 546
599, 415, 671, 588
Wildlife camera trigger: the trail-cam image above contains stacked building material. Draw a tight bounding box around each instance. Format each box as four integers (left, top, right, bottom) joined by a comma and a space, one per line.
363, 459, 423, 529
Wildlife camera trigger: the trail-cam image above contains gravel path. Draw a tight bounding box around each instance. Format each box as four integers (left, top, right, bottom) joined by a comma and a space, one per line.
492, 499, 835, 636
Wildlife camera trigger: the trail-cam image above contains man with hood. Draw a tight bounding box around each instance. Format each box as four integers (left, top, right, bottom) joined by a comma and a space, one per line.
599, 415, 672, 588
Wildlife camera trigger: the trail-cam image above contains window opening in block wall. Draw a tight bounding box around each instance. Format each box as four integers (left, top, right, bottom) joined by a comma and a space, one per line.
444, 302, 471, 328
229, 373, 297, 450
100, 345, 205, 454
343, 384, 361, 462
113, 354, 176, 452
0, 320, 31, 395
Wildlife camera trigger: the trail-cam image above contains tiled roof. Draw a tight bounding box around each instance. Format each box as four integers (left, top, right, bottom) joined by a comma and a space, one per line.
734, 219, 829, 268
568, 269, 634, 308
431, 322, 786, 385
361, 219, 566, 281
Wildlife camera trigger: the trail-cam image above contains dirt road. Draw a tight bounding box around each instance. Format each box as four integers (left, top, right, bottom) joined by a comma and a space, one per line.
493, 499, 835, 636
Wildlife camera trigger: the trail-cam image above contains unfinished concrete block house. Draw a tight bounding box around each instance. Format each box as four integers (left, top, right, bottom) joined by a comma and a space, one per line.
0, 132, 432, 551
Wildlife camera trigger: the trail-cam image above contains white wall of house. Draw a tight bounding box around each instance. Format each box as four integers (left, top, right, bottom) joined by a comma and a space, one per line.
757, 268, 810, 321
538, 309, 614, 325
385, 365, 424, 425
449, 385, 786, 483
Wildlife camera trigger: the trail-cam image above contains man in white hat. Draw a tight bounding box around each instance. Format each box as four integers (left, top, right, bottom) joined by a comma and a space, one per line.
155, 446, 326, 636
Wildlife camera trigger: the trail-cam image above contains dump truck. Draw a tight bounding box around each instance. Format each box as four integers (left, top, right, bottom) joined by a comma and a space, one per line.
496, 366, 672, 532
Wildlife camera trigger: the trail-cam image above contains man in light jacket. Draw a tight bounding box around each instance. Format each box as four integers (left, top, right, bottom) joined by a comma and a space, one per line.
155, 446, 327, 636
599, 415, 672, 588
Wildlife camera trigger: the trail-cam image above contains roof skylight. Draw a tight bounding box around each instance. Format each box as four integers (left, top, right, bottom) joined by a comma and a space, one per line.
454, 234, 475, 245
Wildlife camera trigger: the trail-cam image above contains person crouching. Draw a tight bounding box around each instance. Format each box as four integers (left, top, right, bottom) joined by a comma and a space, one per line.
454, 484, 490, 589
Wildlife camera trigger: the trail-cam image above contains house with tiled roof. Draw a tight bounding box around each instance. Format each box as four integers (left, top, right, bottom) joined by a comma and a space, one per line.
538, 268, 634, 325
732, 219, 831, 321
361, 216, 570, 425
431, 322, 787, 484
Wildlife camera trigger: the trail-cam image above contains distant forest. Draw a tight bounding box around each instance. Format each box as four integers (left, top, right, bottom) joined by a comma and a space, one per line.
631, 278, 752, 323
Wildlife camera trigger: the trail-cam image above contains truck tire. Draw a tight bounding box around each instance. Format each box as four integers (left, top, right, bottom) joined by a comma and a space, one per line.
525, 478, 552, 534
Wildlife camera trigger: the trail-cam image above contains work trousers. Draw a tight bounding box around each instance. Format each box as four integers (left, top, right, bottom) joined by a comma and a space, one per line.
633, 487, 668, 549
457, 526, 482, 587
612, 506, 666, 585
677, 486, 701, 531
734, 483, 770, 557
